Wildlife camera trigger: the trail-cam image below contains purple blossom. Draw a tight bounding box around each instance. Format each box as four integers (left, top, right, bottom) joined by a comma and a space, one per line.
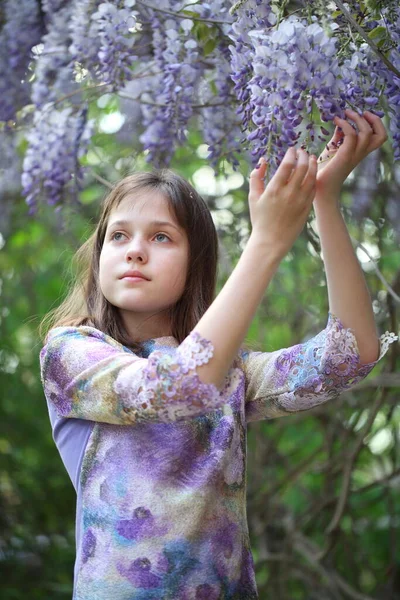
0, 130, 22, 237
0, 0, 43, 121
1, 0, 400, 215
139, 14, 202, 166
379, 7, 400, 161
31, 5, 77, 109
69, 0, 140, 89
339, 7, 400, 161
230, 11, 347, 175
198, 43, 242, 172
41, 0, 71, 13
115, 78, 145, 146
228, 0, 276, 133
22, 104, 95, 214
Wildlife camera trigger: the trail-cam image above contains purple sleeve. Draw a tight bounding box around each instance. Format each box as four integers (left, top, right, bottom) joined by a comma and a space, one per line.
40, 326, 228, 426
241, 312, 398, 423
47, 399, 94, 491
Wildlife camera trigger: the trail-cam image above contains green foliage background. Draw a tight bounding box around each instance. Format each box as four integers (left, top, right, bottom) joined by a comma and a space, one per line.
1, 97, 399, 599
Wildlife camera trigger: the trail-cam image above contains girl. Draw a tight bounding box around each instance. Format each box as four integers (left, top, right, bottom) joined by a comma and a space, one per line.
39, 109, 397, 600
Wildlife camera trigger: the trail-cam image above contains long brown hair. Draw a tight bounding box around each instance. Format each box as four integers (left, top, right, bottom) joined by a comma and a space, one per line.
39, 169, 219, 354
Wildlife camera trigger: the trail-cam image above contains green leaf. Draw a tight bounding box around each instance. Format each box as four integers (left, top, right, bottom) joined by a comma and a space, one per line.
210, 80, 218, 96
368, 25, 387, 40
79, 185, 104, 205
204, 38, 217, 56
194, 23, 211, 42
182, 10, 201, 18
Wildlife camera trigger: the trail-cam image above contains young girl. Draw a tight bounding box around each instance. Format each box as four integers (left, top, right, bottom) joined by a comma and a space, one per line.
39, 109, 397, 600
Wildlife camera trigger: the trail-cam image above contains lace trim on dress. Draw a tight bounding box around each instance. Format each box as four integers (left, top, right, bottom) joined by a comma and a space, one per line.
273, 311, 398, 412
325, 311, 398, 373
114, 331, 229, 423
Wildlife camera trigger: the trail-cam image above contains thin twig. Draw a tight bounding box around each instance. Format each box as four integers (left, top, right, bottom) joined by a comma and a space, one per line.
34, 61, 159, 114
334, 0, 400, 78
90, 171, 114, 189
354, 465, 400, 495
332, 571, 377, 600
230, 0, 249, 16
356, 372, 400, 388
292, 534, 343, 600
136, 0, 233, 25
117, 92, 230, 110
350, 237, 400, 304
51, 82, 109, 108
294, 533, 377, 600
266, 446, 323, 498
323, 386, 388, 537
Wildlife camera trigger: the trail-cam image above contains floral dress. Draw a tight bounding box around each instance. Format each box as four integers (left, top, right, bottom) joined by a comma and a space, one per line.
39, 313, 397, 599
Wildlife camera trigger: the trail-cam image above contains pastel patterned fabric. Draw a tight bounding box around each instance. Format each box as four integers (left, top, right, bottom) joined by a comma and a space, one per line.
39, 312, 397, 599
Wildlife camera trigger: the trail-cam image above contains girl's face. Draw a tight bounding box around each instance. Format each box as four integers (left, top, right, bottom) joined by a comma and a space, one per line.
99, 191, 189, 340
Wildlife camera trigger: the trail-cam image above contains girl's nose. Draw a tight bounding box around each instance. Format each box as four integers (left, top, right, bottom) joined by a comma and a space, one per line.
125, 239, 148, 263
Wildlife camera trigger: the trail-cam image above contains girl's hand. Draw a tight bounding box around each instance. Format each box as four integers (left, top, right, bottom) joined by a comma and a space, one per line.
315, 109, 388, 199
248, 146, 318, 257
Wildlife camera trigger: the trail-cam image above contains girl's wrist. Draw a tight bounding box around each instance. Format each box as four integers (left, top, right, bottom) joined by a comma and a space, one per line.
247, 231, 287, 263
313, 190, 342, 207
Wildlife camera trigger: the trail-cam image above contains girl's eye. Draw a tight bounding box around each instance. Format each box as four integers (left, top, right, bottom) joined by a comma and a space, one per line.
111, 232, 125, 242
110, 232, 170, 243
154, 233, 170, 243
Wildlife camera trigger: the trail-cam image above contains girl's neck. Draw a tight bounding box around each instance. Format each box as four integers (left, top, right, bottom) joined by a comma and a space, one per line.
119, 310, 173, 344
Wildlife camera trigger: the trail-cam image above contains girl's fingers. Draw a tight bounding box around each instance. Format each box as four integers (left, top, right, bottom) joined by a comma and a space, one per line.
343, 108, 374, 152
362, 110, 388, 147
301, 154, 318, 196
333, 115, 357, 152
249, 157, 268, 201
344, 109, 372, 135
286, 148, 313, 188
334, 109, 388, 155
272, 146, 298, 187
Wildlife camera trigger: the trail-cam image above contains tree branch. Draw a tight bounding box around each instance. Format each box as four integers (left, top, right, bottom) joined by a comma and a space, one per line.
136, 0, 233, 25
350, 237, 400, 304
90, 171, 113, 189
334, 0, 400, 78
117, 92, 231, 109
324, 386, 388, 536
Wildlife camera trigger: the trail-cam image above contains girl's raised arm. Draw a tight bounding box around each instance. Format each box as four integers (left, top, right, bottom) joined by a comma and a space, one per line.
193, 146, 397, 411
240, 312, 396, 423
193, 148, 318, 389
40, 148, 319, 426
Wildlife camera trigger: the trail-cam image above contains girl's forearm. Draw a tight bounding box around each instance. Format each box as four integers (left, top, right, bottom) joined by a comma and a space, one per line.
193, 234, 284, 390
313, 197, 380, 364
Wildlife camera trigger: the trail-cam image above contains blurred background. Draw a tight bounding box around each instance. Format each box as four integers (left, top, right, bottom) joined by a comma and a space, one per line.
1, 108, 400, 598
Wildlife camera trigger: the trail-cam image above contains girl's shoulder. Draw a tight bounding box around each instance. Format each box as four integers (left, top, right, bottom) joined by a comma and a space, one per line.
43, 323, 128, 353
42, 327, 257, 366
46, 323, 103, 341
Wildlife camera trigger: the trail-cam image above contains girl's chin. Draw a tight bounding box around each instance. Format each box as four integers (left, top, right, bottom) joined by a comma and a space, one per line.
117, 303, 163, 313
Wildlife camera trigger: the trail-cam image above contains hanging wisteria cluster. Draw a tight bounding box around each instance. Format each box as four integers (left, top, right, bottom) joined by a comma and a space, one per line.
0, 0, 399, 216
0, 0, 43, 122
